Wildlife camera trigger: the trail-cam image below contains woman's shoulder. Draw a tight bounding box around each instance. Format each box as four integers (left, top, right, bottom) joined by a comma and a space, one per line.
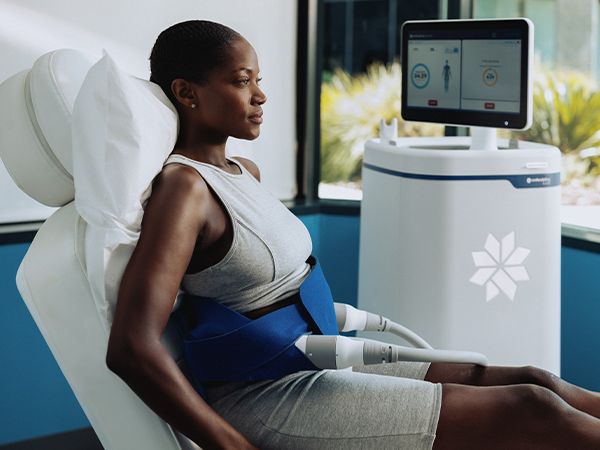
148, 163, 211, 216
232, 156, 261, 181
157, 161, 213, 192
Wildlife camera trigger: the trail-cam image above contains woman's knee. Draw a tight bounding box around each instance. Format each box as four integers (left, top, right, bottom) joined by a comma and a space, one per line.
517, 366, 562, 391
508, 384, 566, 423
435, 384, 566, 449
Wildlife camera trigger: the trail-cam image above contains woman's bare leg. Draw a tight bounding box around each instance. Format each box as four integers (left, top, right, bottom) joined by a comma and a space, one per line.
425, 363, 600, 419
433, 383, 600, 450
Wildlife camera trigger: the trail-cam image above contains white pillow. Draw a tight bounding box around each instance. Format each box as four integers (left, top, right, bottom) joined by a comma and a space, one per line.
72, 50, 179, 330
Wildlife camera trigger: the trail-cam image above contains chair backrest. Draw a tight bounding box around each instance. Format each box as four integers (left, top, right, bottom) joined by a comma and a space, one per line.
0, 49, 199, 450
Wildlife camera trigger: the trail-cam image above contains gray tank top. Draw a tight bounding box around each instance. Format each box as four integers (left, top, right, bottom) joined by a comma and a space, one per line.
163, 153, 312, 314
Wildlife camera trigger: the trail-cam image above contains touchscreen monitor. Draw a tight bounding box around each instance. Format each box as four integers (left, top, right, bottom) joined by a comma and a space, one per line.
401, 19, 533, 130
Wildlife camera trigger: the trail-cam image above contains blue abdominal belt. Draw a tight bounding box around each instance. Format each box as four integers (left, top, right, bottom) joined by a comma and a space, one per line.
179, 257, 338, 383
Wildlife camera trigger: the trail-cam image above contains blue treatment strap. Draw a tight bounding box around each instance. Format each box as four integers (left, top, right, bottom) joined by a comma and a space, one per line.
299, 258, 338, 335
179, 257, 338, 382
182, 301, 316, 381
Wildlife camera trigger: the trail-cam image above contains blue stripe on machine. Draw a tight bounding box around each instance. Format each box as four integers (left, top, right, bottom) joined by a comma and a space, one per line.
363, 163, 560, 189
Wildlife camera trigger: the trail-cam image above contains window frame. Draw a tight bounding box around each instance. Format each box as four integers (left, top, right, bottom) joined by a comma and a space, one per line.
296, 0, 466, 203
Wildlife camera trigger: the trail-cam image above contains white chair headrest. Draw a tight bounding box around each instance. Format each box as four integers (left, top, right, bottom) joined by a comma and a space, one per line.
0, 49, 94, 206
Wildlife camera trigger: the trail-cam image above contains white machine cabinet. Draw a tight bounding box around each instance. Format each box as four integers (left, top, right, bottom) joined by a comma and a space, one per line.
358, 136, 561, 374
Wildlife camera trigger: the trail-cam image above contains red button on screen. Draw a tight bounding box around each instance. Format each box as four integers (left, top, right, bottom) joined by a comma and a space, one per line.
484, 102, 495, 109
428, 99, 438, 106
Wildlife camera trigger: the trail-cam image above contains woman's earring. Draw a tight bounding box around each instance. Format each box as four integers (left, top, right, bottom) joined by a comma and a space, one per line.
191, 104, 197, 109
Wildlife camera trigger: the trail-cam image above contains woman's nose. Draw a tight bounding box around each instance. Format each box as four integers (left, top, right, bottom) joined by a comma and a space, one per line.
253, 86, 267, 105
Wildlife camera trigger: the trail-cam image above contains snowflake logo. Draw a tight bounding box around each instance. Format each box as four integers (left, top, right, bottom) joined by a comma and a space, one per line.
469, 232, 530, 302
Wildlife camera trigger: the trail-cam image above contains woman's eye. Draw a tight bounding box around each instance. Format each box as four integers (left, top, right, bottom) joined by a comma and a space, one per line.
237, 78, 261, 86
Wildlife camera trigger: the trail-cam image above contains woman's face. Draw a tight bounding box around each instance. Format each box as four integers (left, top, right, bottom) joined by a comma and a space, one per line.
189, 38, 267, 141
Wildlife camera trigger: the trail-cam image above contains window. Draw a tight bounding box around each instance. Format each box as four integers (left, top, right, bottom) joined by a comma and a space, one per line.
313, 0, 600, 209
317, 0, 446, 201
474, 0, 600, 207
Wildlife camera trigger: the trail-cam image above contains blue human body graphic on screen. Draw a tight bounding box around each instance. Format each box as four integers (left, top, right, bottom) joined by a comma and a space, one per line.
442, 60, 452, 92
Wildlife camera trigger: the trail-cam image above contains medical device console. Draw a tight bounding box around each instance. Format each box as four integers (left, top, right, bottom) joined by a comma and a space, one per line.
361, 19, 560, 374
401, 18, 533, 130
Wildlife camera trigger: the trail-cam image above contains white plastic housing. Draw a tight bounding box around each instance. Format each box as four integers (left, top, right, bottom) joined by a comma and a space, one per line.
358, 136, 561, 374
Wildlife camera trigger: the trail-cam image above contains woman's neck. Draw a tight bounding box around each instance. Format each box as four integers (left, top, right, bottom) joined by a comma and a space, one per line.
174, 138, 229, 167
174, 113, 231, 167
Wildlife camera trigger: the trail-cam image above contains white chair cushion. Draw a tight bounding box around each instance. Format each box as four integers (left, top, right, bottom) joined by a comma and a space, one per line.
71, 50, 179, 327
0, 49, 93, 206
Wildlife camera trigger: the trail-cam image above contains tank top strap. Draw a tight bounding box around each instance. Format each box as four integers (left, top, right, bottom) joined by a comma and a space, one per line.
164, 153, 246, 178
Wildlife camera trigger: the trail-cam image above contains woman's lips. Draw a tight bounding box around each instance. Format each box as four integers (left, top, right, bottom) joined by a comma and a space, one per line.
248, 115, 263, 124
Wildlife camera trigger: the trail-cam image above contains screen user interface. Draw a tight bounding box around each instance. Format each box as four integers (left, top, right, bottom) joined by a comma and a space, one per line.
405, 29, 522, 115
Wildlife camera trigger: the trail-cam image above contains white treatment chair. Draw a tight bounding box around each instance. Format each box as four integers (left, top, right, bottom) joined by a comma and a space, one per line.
0, 49, 200, 450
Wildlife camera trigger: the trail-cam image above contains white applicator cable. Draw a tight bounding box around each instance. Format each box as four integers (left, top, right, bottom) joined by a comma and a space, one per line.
293, 303, 489, 369
333, 302, 433, 349
294, 335, 489, 369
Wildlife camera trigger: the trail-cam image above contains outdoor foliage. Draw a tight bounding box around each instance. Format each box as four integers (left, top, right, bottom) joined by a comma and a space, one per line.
321, 62, 600, 204
516, 69, 600, 204
320, 61, 443, 183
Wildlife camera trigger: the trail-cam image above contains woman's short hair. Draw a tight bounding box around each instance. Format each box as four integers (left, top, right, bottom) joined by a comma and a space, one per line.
149, 20, 241, 105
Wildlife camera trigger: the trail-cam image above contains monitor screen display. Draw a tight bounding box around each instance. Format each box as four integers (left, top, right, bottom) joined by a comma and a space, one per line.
401, 19, 532, 129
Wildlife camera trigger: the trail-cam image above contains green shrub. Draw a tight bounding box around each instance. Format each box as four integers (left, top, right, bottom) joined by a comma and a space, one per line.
320, 61, 443, 183
517, 69, 600, 182
321, 63, 600, 203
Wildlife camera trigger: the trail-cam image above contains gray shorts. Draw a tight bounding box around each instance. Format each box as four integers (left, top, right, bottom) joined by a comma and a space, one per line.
205, 362, 442, 450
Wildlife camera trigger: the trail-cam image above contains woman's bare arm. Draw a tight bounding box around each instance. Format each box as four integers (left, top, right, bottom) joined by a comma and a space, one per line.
105, 164, 257, 450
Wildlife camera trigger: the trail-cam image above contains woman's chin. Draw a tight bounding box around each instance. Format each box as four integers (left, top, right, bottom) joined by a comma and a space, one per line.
235, 128, 261, 141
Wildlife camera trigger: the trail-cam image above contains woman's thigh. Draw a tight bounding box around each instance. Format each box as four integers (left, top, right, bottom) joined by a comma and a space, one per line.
207, 369, 442, 450
425, 362, 555, 387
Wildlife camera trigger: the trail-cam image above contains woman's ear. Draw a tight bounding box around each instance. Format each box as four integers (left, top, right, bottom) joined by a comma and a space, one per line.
170, 78, 196, 109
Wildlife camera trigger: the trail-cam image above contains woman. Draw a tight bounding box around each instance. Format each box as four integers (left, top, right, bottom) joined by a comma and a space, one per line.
106, 20, 600, 450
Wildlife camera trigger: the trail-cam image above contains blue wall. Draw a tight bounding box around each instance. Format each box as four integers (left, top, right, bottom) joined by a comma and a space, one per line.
0, 243, 89, 445
1, 213, 599, 445
561, 246, 600, 391
300, 214, 361, 307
